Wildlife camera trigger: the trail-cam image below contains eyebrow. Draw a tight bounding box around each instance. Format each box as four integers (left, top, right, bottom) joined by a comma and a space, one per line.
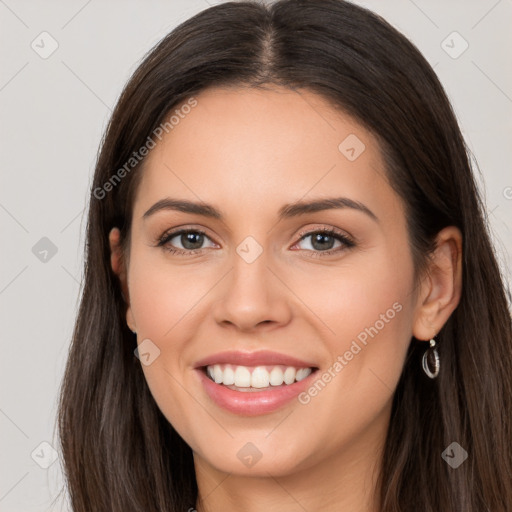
142, 196, 378, 223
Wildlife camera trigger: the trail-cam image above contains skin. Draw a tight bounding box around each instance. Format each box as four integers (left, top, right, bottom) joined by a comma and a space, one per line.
109, 86, 462, 512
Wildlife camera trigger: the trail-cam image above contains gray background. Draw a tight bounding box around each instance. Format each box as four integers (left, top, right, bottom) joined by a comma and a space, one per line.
1, 0, 511, 510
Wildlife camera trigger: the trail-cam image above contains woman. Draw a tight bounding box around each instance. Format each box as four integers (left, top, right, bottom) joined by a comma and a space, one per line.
57, 0, 512, 510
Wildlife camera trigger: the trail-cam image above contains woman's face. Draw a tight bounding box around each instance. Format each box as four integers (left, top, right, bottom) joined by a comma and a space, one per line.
119, 86, 422, 478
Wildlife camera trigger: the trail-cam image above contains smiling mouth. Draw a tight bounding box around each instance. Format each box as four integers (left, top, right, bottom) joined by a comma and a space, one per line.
201, 363, 319, 392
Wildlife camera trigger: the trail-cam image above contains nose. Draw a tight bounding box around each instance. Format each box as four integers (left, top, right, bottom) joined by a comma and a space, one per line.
211, 249, 292, 333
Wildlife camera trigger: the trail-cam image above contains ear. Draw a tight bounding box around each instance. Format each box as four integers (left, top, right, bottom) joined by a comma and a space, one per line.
109, 227, 137, 333
412, 226, 463, 340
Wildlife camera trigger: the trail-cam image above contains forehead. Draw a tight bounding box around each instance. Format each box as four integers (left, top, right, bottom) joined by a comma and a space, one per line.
133, 86, 401, 224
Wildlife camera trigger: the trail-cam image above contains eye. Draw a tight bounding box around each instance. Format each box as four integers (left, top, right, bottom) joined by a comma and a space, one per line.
156, 226, 355, 258
157, 228, 217, 255
293, 228, 355, 257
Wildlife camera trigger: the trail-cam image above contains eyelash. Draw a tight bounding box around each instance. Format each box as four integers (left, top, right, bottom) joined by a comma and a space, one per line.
156, 227, 355, 258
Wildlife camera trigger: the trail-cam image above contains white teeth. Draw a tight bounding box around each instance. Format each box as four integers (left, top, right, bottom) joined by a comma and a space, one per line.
234, 366, 251, 387
251, 366, 270, 388
283, 367, 296, 385
205, 364, 313, 388
295, 368, 311, 382
269, 367, 284, 386
223, 365, 235, 385
213, 364, 223, 384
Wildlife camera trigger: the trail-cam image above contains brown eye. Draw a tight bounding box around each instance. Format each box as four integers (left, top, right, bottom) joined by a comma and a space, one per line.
294, 228, 355, 257
157, 229, 216, 255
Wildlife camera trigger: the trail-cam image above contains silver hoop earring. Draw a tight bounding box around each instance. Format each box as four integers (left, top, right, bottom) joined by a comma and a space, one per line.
422, 337, 440, 379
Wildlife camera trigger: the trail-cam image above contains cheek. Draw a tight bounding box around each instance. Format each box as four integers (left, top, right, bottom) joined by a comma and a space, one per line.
128, 250, 215, 339
291, 245, 413, 342
293, 248, 415, 393
289, 260, 414, 451
127, 252, 220, 438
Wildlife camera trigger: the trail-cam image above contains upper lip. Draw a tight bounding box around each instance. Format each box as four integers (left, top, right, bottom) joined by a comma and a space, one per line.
194, 350, 318, 369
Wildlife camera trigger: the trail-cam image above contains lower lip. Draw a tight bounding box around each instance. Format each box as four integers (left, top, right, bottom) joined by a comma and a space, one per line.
196, 368, 317, 416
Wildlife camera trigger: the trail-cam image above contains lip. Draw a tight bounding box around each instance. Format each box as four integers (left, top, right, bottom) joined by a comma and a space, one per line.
195, 366, 318, 416
194, 350, 317, 369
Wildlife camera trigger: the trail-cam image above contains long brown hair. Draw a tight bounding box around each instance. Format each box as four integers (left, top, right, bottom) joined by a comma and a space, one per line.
56, 1, 512, 510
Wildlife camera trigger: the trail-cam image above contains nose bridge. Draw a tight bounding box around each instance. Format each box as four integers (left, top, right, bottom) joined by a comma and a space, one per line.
212, 233, 291, 330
